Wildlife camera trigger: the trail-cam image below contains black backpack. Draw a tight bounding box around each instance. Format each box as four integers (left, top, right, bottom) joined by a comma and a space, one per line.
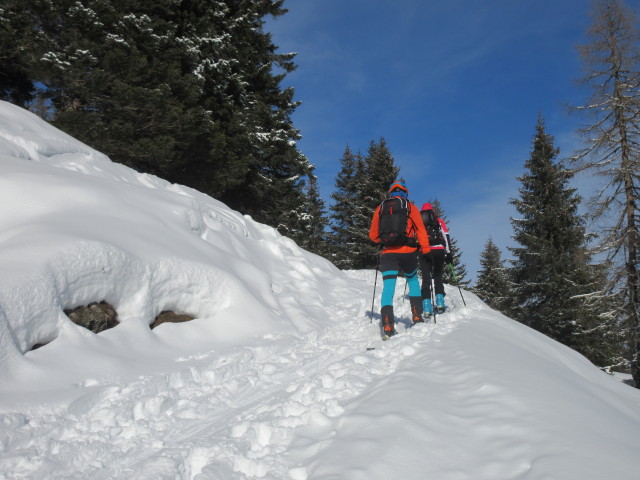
378, 197, 410, 247
421, 210, 445, 246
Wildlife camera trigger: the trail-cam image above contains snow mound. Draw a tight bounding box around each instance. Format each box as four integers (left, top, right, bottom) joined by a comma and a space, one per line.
0, 101, 351, 386
0, 101, 639, 479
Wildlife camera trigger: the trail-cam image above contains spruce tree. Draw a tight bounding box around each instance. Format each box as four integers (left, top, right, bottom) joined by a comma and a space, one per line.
214, 0, 311, 234
351, 138, 399, 269
5, 0, 309, 238
291, 170, 329, 257
43, 0, 208, 181
510, 117, 616, 364
0, 0, 34, 105
328, 138, 400, 270
428, 200, 470, 287
11, 0, 225, 182
328, 146, 363, 269
572, 0, 640, 384
474, 237, 513, 316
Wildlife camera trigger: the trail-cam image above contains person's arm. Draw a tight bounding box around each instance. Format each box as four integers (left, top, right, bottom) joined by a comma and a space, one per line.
369, 205, 381, 243
439, 218, 453, 263
439, 218, 451, 252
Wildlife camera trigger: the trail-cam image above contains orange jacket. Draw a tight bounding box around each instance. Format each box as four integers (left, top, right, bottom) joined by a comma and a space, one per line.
369, 201, 431, 255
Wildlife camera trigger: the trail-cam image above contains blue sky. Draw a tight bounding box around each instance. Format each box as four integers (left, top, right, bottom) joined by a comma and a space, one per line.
266, 0, 639, 282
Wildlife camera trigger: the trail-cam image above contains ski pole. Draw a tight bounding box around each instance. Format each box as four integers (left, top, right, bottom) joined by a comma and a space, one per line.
448, 263, 466, 306
403, 274, 408, 304
370, 253, 381, 323
431, 276, 437, 324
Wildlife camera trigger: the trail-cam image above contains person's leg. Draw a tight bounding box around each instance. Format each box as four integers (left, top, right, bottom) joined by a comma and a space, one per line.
380, 253, 400, 308
419, 253, 433, 314
401, 254, 424, 323
419, 253, 433, 298
431, 249, 446, 311
379, 253, 401, 334
432, 249, 446, 295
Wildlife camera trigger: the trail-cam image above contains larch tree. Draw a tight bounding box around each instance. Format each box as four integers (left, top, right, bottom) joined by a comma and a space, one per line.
572, 0, 640, 384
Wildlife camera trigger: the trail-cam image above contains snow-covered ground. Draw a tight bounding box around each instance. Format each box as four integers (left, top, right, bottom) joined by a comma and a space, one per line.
0, 100, 639, 479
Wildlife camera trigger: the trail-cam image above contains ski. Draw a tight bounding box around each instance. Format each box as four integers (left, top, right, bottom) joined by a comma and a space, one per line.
379, 309, 443, 341
381, 321, 418, 340
381, 330, 397, 341
422, 312, 436, 324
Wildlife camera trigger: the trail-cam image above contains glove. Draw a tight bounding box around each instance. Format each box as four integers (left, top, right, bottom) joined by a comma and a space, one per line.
445, 252, 453, 264
423, 251, 433, 264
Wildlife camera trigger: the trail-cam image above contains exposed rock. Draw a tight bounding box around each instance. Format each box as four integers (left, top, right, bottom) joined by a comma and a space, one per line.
32, 304, 195, 350
151, 311, 194, 329
64, 301, 119, 333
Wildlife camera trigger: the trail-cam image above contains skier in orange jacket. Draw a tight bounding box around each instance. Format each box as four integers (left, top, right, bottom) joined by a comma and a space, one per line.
369, 180, 431, 337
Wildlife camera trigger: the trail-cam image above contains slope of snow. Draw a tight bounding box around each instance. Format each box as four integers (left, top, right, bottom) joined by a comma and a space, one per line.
0, 101, 638, 479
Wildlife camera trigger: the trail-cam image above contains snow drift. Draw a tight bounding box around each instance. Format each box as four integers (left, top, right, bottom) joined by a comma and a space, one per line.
0, 101, 638, 479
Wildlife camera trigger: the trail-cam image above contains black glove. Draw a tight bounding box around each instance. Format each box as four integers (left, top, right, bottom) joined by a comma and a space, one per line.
445, 252, 453, 264
423, 251, 433, 264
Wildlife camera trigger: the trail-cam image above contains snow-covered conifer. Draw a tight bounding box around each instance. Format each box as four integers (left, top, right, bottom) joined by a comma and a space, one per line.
474, 237, 512, 316
510, 117, 618, 365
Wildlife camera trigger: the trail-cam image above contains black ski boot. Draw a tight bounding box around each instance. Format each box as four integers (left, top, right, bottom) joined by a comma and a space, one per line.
381, 305, 396, 338
410, 296, 424, 324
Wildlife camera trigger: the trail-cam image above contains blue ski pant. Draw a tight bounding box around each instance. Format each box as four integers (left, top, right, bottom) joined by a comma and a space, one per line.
379, 252, 421, 307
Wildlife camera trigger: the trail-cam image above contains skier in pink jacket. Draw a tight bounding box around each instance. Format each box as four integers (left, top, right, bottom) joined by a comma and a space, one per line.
419, 203, 452, 315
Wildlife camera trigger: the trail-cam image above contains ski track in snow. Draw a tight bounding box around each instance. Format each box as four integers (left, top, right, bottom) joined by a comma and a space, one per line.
0, 281, 463, 480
